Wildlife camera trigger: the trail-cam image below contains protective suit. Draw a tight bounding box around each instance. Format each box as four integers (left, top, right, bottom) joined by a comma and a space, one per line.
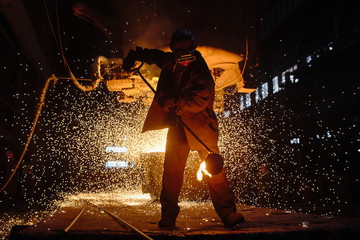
141, 49, 218, 151
123, 29, 244, 228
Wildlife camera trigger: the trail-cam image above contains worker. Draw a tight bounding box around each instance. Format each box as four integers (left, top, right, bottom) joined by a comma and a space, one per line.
122, 28, 245, 228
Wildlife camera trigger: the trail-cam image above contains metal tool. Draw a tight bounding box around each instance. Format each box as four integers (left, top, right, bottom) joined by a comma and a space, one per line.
132, 62, 224, 175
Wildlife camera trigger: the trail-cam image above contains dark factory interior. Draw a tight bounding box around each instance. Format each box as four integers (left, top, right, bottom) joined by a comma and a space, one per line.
0, 0, 359, 239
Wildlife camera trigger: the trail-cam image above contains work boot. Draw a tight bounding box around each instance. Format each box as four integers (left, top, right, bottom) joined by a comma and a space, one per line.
224, 212, 245, 228
158, 218, 176, 228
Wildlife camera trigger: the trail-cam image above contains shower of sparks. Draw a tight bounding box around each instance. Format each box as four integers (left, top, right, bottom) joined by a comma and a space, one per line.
29, 81, 169, 193
1, 59, 357, 240
6, 76, 354, 217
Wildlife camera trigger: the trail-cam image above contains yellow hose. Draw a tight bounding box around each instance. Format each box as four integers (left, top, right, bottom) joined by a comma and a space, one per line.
0, 74, 57, 193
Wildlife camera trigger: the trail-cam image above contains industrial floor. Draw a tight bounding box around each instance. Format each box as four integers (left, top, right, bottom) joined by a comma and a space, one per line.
9, 191, 360, 240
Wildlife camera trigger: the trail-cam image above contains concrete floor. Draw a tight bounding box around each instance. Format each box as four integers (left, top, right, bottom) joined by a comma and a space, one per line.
8, 191, 360, 240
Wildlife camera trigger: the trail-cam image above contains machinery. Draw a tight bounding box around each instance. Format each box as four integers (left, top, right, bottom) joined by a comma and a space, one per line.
93, 46, 256, 112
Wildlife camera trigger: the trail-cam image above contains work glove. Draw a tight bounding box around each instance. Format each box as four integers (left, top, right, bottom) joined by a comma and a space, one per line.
122, 46, 144, 71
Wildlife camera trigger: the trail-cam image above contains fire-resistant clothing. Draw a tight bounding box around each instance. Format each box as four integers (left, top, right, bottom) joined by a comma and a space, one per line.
140, 49, 218, 151
132, 47, 239, 225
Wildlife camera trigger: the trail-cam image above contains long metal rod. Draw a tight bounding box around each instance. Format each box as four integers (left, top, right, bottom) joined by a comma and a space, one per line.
64, 202, 87, 232
135, 66, 213, 154
135, 62, 156, 93
83, 200, 154, 240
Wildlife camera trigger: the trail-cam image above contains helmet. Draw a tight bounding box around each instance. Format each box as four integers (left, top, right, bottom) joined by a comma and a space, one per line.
170, 28, 197, 55
170, 29, 197, 65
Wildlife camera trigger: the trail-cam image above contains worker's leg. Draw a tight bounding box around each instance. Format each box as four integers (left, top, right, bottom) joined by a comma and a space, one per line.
160, 126, 190, 224
198, 149, 245, 227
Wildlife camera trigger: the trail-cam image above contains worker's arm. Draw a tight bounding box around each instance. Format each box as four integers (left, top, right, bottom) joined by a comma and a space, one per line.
122, 47, 168, 70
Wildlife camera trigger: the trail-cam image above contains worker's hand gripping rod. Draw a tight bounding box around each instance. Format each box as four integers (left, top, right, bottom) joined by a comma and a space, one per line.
132, 62, 224, 175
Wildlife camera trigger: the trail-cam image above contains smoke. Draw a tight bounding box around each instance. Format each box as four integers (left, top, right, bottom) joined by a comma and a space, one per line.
111, 0, 178, 55
131, 17, 176, 50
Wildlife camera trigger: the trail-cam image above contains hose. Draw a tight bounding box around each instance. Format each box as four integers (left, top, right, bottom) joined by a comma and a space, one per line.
0, 75, 57, 193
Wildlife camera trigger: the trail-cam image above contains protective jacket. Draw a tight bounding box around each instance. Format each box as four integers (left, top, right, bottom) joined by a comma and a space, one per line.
140, 48, 218, 151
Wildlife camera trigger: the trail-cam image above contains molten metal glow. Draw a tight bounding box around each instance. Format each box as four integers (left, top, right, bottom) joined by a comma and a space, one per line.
197, 161, 212, 181
60, 190, 151, 207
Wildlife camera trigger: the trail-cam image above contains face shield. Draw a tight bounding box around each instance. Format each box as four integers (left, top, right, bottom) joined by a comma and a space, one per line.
173, 48, 196, 66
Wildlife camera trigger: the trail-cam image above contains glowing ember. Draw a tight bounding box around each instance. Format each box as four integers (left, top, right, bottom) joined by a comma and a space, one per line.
197, 161, 212, 181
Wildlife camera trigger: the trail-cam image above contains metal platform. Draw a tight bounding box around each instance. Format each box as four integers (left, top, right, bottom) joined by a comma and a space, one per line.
9, 191, 360, 240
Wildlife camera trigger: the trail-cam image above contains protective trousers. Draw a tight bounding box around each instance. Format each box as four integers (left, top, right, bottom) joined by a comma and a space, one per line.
160, 125, 237, 223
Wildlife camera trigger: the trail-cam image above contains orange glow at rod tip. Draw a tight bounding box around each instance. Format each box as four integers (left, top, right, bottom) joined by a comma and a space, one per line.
197, 161, 212, 181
